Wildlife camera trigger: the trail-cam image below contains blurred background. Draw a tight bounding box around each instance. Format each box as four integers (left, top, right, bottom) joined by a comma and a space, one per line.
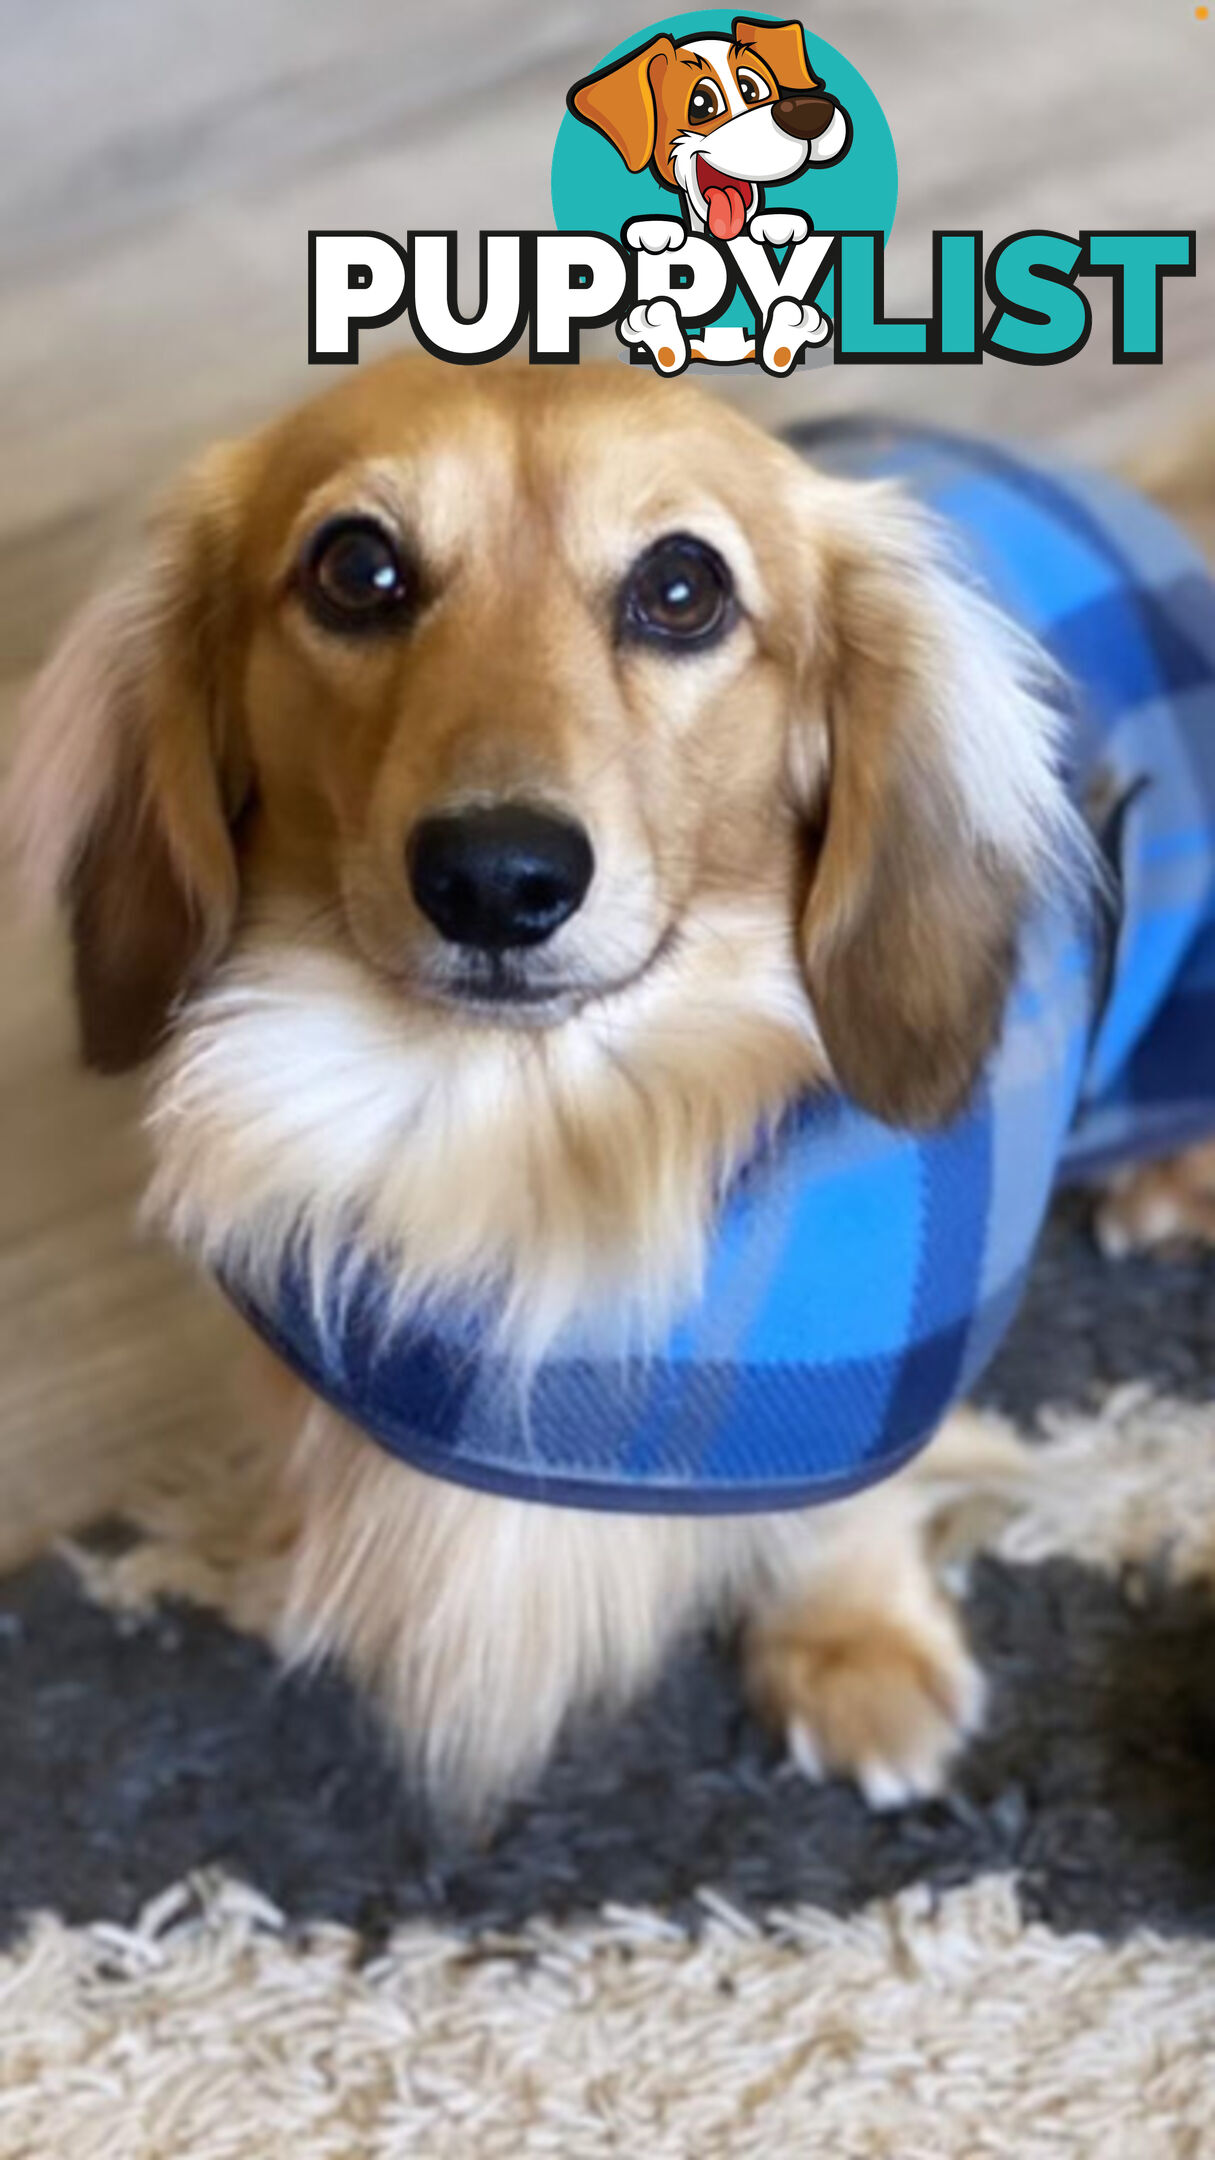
0, 0, 1212, 1553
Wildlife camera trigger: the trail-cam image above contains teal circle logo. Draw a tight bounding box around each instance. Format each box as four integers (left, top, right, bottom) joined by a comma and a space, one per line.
553, 12, 896, 356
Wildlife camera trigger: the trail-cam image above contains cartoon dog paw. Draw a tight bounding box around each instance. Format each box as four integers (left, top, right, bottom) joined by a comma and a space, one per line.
761, 295, 830, 374
748, 209, 812, 249
619, 298, 687, 375
624, 216, 689, 254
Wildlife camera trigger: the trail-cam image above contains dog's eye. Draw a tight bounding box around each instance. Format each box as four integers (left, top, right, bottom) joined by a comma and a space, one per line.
736, 69, 766, 105
619, 535, 735, 649
688, 78, 724, 123
298, 516, 415, 633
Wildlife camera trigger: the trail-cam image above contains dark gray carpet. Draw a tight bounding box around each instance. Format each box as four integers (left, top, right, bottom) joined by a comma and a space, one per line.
2, 1196, 1213, 1950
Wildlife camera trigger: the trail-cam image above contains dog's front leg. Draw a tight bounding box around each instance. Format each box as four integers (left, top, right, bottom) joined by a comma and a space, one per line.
741, 1411, 1024, 1807
270, 1398, 724, 1818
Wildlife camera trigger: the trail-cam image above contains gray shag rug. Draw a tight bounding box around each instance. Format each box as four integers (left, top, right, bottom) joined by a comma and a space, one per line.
1, 1193, 1213, 2156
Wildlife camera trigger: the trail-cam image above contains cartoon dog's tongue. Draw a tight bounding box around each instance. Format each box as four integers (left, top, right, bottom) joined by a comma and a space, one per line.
705, 184, 747, 239
697, 157, 752, 241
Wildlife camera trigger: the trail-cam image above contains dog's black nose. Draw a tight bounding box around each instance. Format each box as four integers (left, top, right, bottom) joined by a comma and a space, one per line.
408, 804, 594, 951
772, 92, 839, 141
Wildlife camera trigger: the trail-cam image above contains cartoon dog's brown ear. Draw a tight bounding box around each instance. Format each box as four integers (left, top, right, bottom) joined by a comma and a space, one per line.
6, 444, 254, 1073
567, 34, 675, 173
733, 17, 820, 92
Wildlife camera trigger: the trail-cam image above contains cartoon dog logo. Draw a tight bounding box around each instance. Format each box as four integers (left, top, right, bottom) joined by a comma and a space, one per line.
568, 15, 851, 369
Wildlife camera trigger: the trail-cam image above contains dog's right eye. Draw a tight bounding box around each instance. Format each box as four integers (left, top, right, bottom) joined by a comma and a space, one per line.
297, 516, 416, 634
619, 533, 736, 650
688, 78, 724, 123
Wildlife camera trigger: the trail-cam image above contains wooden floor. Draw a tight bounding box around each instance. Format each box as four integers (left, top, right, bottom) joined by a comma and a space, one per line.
1, 0, 1213, 1558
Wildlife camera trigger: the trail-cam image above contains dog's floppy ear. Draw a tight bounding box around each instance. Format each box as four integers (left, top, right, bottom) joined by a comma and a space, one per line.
788, 479, 1076, 1127
567, 35, 674, 173
6, 444, 253, 1073
733, 16, 820, 93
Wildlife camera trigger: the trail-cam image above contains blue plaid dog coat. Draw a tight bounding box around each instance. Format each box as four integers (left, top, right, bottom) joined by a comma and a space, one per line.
225, 421, 1215, 1514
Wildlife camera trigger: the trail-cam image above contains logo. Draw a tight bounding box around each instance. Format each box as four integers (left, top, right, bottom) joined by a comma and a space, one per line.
307, 13, 1195, 375
555, 13, 893, 373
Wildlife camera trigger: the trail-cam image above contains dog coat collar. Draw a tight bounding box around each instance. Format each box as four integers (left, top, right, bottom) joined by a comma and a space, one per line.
223, 422, 1215, 1514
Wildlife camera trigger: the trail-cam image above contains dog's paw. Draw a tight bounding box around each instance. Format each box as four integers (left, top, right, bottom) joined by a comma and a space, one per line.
618, 298, 687, 374
745, 1602, 985, 1809
760, 296, 830, 374
624, 216, 689, 254
752, 295, 825, 375
749, 208, 811, 248
1094, 1143, 1215, 1257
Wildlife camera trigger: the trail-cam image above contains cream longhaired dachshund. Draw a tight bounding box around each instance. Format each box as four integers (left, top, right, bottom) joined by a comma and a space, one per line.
10, 357, 1106, 1817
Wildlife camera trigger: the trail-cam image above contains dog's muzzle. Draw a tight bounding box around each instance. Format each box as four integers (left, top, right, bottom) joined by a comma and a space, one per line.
772, 94, 849, 163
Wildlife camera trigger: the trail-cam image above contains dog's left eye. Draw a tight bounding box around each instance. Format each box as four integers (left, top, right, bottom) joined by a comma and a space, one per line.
688, 78, 724, 123
736, 70, 766, 105
619, 535, 736, 649
297, 516, 416, 633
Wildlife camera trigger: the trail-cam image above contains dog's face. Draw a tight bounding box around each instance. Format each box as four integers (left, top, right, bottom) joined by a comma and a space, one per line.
235, 363, 795, 1034
12, 354, 1071, 1156
569, 16, 851, 237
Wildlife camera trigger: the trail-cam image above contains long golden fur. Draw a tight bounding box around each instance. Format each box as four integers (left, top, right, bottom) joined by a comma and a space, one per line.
8, 356, 1077, 1813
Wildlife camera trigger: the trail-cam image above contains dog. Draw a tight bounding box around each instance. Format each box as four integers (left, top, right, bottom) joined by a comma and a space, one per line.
10, 357, 1215, 1820
569, 15, 850, 370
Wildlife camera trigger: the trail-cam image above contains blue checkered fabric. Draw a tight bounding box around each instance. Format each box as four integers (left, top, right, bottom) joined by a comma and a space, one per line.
223, 421, 1215, 1514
